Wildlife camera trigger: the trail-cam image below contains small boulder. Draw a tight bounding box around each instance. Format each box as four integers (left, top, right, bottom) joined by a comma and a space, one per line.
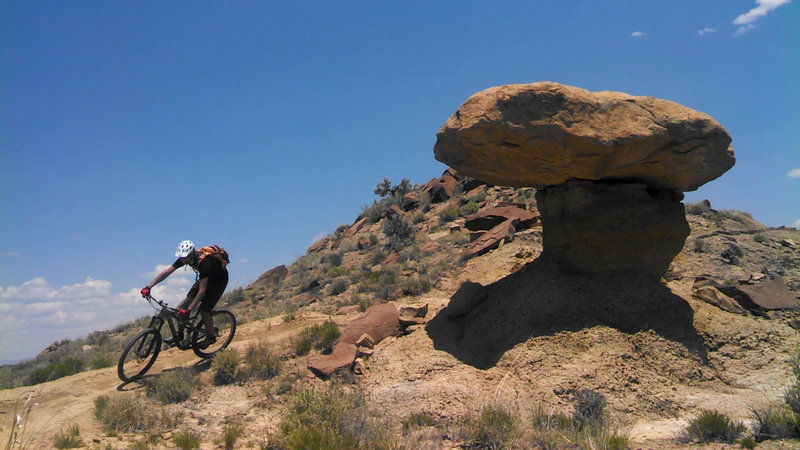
464, 219, 515, 258
464, 205, 539, 231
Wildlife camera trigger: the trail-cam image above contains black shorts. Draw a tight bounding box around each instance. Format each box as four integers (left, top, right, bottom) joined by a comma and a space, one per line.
188, 270, 229, 312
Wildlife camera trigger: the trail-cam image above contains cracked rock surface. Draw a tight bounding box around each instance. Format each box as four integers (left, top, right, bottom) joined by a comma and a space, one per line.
434, 81, 735, 192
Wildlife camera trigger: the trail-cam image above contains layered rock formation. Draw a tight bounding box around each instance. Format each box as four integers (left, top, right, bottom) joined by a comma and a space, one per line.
434, 82, 735, 279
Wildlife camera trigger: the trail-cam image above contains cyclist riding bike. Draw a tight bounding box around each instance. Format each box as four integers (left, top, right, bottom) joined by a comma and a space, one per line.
141, 240, 229, 349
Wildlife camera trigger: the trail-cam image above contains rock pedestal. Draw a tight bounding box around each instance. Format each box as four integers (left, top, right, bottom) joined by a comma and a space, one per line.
434, 81, 735, 280
536, 181, 689, 279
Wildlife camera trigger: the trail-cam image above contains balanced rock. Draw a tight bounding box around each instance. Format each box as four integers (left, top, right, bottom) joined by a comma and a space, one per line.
434, 82, 736, 279
434, 82, 735, 191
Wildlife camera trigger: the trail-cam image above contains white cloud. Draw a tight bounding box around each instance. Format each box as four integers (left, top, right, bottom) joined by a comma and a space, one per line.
0, 266, 197, 362
787, 168, 800, 178
631, 31, 646, 38
699, 27, 717, 35
793, 218, 800, 228
733, 0, 791, 35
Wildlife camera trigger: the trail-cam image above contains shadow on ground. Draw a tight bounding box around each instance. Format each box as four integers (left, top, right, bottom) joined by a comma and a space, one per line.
427, 258, 707, 369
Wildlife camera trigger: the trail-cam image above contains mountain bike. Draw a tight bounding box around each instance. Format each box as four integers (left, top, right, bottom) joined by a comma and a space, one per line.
117, 294, 236, 382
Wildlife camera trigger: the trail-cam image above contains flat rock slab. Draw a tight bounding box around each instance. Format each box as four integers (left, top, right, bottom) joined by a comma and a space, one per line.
434, 82, 735, 191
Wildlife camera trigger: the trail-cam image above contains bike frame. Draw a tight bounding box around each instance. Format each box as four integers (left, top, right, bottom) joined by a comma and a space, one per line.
144, 296, 200, 350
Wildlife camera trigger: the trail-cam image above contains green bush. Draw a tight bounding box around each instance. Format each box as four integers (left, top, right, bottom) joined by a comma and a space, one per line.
27, 357, 85, 385
52, 423, 83, 449
438, 202, 460, 222
573, 389, 607, 430
144, 367, 195, 404
459, 201, 480, 216
400, 276, 432, 296
752, 403, 800, 441
222, 419, 245, 450
89, 353, 114, 370
279, 385, 388, 449
683, 410, 746, 444
401, 412, 436, 430
292, 321, 341, 356
459, 403, 521, 449
383, 214, 416, 250
329, 277, 349, 295
244, 341, 281, 380
212, 348, 240, 385
173, 429, 201, 450
94, 394, 165, 433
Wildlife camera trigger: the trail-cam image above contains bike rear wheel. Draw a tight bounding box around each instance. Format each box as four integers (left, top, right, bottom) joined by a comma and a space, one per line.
192, 309, 236, 358
118, 328, 161, 382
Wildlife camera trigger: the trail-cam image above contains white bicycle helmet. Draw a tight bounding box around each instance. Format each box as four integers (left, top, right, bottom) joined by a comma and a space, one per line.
175, 240, 195, 257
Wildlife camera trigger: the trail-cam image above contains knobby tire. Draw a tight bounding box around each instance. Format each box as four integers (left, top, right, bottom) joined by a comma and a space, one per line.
191, 310, 236, 358
118, 328, 161, 382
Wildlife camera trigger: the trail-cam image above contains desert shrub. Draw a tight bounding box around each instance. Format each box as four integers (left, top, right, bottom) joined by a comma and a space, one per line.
438, 202, 460, 222
397, 246, 421, 264
529, 403, 628, 450
89, 353, 114, 370
94, 394, 165, 433
329, 277, 349, 295
212, 348, 240, 385
754, 233, 769, 244
276, 377, 294, 395
327, 265, 347, 278
144, 367, 195, 404
173, 429, 201, 450
52, 423, 83, 449
221, 418, 245, 450
459, 403, 522, 449
682, 410, 746, 444
362, 199, 389, 223
692, 238, 707, 253
752, 403, 800, 441
459, 201, 481, 216
401, 412, 436, 430
383, 214, 416, 250
686, 200, 713, 216
359, 296, 375, 312
223, 287, 246, 306
573, 389, 607, 430
400, 276, 432, 296
720, 209, 753, 223
292, 321, 341, 356
325, 251, 344, 267
470, 190, 488, 203
369, 249, 386, 266
279, 384, 389, 449
27, 356, 84, 385
243, 341, 281, 380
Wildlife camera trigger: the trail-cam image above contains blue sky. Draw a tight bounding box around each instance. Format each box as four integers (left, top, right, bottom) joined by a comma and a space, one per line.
1, 1, 798, 362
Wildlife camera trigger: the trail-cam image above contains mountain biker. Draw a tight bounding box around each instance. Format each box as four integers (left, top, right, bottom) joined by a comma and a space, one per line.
140, 240, 229, 349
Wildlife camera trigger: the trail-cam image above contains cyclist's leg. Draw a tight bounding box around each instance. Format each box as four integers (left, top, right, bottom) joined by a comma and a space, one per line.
198, 272, 228, 345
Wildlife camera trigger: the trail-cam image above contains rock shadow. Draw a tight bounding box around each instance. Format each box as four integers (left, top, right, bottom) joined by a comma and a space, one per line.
427, 258, 707, 369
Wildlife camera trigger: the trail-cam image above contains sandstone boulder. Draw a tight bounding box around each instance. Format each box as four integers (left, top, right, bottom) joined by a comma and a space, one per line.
309, 303, 400, 378
252, 265, 288, 288
434, 82, 735, 192
464, 205, 539, 231
422, 169, 459, 203
464, 219, 516, 258
719, 277, 799, 311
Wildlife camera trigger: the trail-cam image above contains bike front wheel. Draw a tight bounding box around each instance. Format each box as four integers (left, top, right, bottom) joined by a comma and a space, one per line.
192, 309, 236, 358
118, 328, 161, 382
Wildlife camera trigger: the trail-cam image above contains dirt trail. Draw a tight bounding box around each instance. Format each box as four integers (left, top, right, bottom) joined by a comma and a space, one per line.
0, 313, 331, 448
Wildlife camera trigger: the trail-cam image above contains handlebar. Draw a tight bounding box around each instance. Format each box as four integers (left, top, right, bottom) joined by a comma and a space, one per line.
144, 294, 175, 312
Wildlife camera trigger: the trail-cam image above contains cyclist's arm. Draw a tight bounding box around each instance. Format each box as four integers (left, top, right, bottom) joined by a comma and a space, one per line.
146, 265, 177, 290
186, 277, 208, 311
